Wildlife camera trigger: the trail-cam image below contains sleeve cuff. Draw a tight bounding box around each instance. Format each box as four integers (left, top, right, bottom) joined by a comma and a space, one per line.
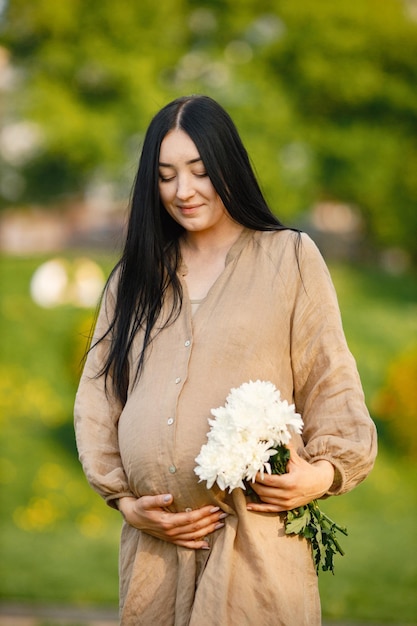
105, 492, 137, 510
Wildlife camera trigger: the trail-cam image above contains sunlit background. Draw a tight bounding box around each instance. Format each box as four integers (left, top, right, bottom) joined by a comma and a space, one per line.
1, 1, 416, 624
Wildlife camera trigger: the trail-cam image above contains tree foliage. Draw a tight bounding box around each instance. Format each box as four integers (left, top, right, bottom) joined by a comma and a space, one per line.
1, 0, 416, 260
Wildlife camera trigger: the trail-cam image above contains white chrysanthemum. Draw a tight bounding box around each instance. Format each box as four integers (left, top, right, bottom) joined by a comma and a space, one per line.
194, 444, 224, 489
195, 380, 304, 493
242, 439, 276, 483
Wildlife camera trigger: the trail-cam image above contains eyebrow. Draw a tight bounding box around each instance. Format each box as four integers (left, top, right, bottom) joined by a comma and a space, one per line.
158, 157, 202, 167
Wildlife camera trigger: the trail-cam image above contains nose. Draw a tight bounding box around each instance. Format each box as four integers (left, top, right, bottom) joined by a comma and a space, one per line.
176, 173, 195, 201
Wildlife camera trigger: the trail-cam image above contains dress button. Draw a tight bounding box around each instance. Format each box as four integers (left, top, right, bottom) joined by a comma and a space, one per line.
175, 377, 181, 384
167, 418, 174, 425
169, 465, 176, 474
184, 340, 191, 347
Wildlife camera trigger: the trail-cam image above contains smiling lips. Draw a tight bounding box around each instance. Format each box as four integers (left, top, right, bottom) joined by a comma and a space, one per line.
178, 204, 202, 213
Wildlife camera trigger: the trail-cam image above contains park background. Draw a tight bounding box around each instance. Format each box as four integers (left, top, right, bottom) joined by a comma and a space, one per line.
0, 1, 416, 624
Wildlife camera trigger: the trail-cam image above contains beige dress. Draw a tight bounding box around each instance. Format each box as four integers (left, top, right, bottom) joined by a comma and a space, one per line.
74, 229, 377, 626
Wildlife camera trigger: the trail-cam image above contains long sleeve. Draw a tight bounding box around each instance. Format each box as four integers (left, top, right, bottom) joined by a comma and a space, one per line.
290, 234, 377, 495
74, 280, 136, 507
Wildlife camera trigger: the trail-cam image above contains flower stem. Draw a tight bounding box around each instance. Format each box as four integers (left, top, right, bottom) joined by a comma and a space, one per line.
309, 500, 348, 535
308, 501, 347, 557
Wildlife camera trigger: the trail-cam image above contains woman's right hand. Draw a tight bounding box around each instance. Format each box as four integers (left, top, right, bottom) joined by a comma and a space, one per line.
117, 494, 227, 549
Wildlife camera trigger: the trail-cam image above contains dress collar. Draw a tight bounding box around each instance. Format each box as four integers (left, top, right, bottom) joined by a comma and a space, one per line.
178, 227, 254, 277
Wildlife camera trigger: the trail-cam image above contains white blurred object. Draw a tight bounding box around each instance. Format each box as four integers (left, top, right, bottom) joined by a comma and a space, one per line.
71, 258, 105, 307
30, 259, 69, 308
30, 257, 105, 308
0, 121, 44, 166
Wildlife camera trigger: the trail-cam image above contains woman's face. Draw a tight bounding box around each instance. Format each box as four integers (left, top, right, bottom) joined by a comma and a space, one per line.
158, 129, 232, 236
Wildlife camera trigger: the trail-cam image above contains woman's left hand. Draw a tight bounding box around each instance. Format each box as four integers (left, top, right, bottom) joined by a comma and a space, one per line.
246, 445, 335, 513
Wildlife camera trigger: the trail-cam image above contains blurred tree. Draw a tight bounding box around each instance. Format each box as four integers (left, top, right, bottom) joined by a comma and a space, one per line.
0, 0, 189, 202
263, 0, 417, 261
1, 0, 416, 261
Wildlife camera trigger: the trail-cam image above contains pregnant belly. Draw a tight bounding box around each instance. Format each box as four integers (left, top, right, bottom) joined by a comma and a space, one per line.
117, 404, 230, 512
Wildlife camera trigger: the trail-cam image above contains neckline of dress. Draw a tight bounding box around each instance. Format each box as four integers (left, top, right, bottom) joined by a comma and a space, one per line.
190, 297, 205, 304
179, 227, 253, 277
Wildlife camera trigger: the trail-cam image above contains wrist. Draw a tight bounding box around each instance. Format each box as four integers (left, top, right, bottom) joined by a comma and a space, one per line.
117, 496, 138, 519
311, 459, 335, 493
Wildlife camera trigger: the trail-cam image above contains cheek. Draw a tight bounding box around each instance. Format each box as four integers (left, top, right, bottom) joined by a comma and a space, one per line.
213, 195, 228, 216
158, 185, 171, 207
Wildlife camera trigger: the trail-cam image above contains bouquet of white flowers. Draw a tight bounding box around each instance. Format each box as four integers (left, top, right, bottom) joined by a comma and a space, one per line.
194, 380, 347, 574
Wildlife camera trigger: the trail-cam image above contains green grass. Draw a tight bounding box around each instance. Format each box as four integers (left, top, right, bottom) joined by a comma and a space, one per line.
0, 253, 416, 623
329, 262, 417, 404
318, 449, 417, 622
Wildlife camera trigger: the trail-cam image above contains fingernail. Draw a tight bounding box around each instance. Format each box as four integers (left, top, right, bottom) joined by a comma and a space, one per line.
201, 544, 210, 550
163, 495, 171, 503
210, 506, 220, 513
218, 512, 228, 520
214, 522, 225, 530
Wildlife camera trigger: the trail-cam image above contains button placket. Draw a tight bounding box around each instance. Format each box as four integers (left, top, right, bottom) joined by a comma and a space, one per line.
167, 320, 193, 483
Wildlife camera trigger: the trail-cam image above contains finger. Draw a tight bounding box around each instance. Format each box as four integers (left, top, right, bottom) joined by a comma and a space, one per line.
285, 442, 297, 455
140, 528, 210, 550
175, 538, 211, 550
175, 506, 226, 529
149, 516, 221, 545
188, 505, 223, 519
249, 482, 296, 507
254, 472, 288, 487
136, 500, 227, 538
138, 493, 173, 511
254, 470, 300, 492
158, 493, 173, 507
166, 513, 226, 539
286, 444, 311, 471
251, 478, 290, 500
173, 520, 225, 545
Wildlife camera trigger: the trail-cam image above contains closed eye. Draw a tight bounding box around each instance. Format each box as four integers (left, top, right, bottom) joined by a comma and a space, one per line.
159, 172, 207, 182
159, 174, 175, 183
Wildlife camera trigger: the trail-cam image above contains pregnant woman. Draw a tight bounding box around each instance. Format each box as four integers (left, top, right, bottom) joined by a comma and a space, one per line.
74, 95, 377, 625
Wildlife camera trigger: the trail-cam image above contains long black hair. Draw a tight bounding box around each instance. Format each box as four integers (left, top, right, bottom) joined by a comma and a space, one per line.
96, 95, 288, 403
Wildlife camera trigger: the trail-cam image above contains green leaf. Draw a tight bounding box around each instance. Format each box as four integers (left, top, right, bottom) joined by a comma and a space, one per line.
285, 506, 311, 534
269, 446, 291, 475
273, 450, 348, 575
283, 500, 347, 575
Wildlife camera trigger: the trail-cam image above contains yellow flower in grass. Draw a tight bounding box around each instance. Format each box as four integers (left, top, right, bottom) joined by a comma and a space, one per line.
14, 496, 62, 532
76, 511, 106, 538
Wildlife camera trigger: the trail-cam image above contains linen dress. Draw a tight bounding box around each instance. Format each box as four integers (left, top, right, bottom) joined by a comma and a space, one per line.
74, 229, 377, 626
